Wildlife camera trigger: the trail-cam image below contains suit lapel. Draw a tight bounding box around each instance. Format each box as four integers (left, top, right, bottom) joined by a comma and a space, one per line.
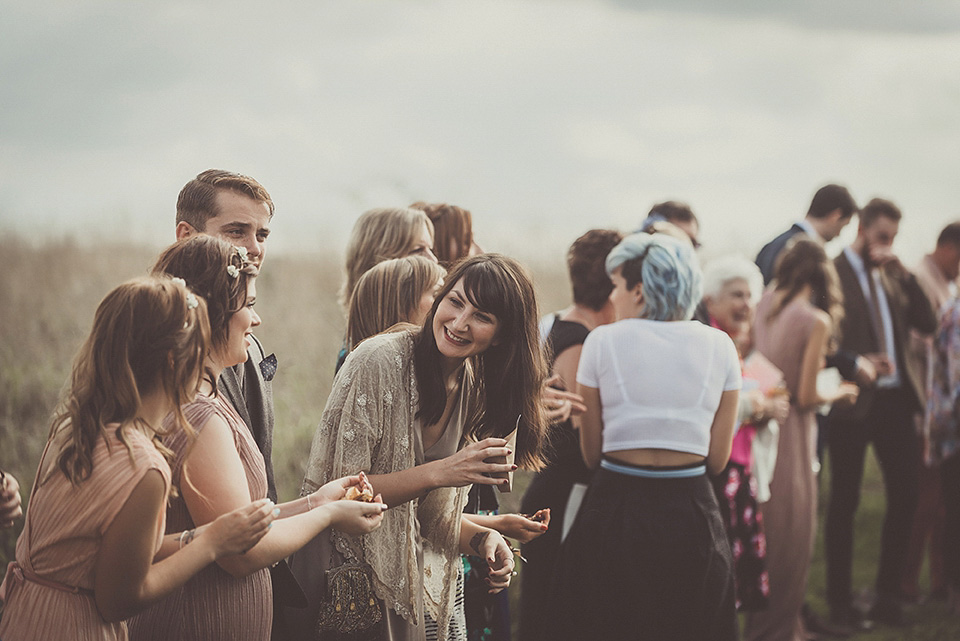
835, 252, 880, 348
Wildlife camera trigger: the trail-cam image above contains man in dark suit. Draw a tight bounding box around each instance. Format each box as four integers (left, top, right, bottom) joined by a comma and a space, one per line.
756, 183, 858, 285
826, 198, 938, 628
174, 169, 303, 637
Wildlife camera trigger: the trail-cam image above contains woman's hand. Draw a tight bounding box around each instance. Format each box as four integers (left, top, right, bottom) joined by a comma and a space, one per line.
202, 498, 277, 558
495, 510, 550, 543
0, 471, 23, 528
323, 495, 387, 536
542, 376, 587, 424
468, 529, 515, 594
433, 438, 514, 488
832, 382, 860, 407
757, 393, 790, 424
307, 473, 371, 508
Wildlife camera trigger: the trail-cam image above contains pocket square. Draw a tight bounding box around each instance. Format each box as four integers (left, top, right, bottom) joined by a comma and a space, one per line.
260, 353, 278, 382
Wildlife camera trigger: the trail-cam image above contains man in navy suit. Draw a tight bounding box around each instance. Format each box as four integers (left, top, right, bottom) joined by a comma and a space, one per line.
756, 184, 858, 285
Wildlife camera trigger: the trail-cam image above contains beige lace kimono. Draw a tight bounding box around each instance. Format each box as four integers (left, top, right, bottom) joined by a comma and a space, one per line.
301, 330, 476, 640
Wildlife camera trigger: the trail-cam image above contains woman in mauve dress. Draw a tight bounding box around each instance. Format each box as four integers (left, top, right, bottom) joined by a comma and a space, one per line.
744, 239, 859, 641
0, 276, 275, 641
129, 236, 385, 641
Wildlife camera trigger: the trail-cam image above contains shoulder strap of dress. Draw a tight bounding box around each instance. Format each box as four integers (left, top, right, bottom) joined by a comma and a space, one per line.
547, 320, 590, 364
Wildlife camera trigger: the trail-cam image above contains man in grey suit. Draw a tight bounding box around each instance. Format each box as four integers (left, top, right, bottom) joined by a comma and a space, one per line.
826, 198, 937, 629
174, 169, 303, 638
174, 169, 278, 501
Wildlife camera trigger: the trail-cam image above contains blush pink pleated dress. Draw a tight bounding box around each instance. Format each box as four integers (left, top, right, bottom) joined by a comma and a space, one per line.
0, 428, 170, 641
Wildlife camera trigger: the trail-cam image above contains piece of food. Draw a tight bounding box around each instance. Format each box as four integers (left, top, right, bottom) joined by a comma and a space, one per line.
343, 486, 375, 502
342, 471, 376, 502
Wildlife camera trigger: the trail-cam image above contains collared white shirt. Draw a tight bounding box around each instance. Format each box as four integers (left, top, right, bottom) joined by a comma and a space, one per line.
796, 219, 823, 243
844, 246, 900, 388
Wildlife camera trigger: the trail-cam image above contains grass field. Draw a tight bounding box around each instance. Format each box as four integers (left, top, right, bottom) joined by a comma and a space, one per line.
2, 236, 958, 639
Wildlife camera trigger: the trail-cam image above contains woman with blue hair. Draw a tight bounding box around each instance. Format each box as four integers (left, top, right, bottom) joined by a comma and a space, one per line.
547, 232, 741, 641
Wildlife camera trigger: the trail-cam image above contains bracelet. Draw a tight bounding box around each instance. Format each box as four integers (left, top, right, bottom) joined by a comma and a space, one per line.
306, 493, 313, 510
178, 529, 195, 550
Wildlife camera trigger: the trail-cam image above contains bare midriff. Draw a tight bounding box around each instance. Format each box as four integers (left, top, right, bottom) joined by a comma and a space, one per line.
605, 448, 706, 468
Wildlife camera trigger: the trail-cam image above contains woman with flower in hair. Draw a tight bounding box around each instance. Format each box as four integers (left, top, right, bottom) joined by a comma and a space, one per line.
548, 232, 741, 641
287, 253, 549, 641
129, 236, 385, 641
0, 276, 277, 641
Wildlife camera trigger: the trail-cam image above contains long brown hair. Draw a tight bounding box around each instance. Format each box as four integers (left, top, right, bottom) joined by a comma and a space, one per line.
346, 256, 446, 351
413, 254, 548, 470
768, 237, 844, 328
151, 235, 257, 352
410, 202, 473, 269
51, 276, 211, 484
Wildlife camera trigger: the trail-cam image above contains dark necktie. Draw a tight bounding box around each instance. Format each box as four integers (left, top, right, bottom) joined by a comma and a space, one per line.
866, 268, 888, 355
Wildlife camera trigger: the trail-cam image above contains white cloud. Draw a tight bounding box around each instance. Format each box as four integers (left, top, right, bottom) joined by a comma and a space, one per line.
1, 0, 958, 266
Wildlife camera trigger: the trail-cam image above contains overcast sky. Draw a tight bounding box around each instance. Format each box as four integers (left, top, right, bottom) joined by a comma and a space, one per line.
2, 0, 959, 265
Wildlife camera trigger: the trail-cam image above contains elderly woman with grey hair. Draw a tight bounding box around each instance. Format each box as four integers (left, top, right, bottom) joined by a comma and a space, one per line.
702, 256, 789, 613
547, 233, 741, 641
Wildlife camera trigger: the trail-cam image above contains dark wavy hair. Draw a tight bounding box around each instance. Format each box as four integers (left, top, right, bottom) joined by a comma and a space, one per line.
413, 254, 548, 469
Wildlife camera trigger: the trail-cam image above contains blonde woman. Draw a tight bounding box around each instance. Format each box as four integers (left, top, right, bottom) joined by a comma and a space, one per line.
341, 207, 438, 308
336, 207, 439, 371
346, 255, 446, 353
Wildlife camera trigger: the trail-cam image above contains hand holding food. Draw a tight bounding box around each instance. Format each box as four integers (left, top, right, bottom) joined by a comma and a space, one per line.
342, 471, 376, 502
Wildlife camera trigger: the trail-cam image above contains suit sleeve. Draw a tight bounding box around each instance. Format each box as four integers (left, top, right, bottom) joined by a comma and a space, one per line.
900, 270, 937, 335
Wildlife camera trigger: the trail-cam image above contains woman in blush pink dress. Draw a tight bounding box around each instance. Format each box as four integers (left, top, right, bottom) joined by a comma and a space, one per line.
0, 276, 275, 641
129, 237, 385, 641
744, 239, 859, 641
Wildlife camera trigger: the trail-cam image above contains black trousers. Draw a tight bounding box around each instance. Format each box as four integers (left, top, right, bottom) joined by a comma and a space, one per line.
825, 386, 920, 608
941, 454, 960, 591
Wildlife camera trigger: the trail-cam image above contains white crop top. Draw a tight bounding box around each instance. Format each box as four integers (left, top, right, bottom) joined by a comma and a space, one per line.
576, 318, 741, 458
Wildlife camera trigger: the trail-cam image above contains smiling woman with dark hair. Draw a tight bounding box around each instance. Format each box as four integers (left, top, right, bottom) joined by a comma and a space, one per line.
287, 253, 549, 641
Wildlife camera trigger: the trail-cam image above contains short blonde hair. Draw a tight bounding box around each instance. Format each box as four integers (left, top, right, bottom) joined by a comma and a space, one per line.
341, 207, 435, 307
346, 256, 446, 351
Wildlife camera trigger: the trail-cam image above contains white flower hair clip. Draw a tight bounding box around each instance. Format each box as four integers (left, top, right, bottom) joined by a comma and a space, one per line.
226, 264, 240, 278
171, 277, 187, 288
185, 292, 199, 310
235, 246, 248, 261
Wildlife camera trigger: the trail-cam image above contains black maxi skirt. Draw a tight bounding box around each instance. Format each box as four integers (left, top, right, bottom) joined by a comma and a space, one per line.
545, 465, 738, 641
